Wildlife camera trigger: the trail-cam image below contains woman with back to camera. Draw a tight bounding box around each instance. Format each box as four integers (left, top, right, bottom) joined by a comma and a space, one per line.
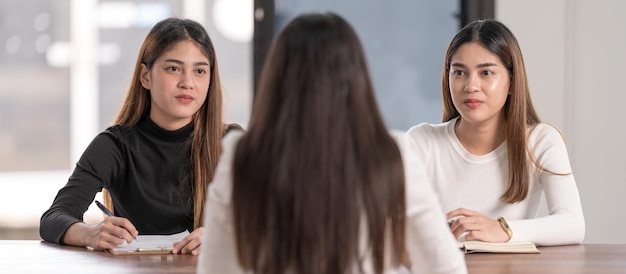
198, 12, 466, 274
40, 17, 237, 255
406, 19, 585, 246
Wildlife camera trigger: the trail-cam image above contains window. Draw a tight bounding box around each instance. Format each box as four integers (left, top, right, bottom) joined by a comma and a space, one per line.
0, 0, 70, 172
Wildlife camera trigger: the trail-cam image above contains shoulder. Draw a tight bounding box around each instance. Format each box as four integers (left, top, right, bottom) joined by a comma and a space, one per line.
388, 130, 406, 144
529, 122, 563, 136
390, 129, 421, 150
102, 124, 126, 138
527, 123, 573, 168
389, 130, 423, 169
100, 124, 137, 143
405, 120, 453, 155
208, 130, 245, 204
84, 125, 131, 151
218, 129, 246, 169
221, 129, 245, 155
388, 130, 409, 154
406, 120, 450, 140
528, 123, 568, 147
223, 123, 244, 137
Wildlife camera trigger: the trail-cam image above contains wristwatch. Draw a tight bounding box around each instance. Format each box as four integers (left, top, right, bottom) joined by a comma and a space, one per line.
498, 217, 513, 242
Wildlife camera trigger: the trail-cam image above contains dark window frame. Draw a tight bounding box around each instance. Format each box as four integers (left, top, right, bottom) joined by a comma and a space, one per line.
252, 0, 495, 96
459, 0, 495, 28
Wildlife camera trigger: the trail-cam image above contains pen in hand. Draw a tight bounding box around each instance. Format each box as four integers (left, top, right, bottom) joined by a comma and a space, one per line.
94, 200, 138, 242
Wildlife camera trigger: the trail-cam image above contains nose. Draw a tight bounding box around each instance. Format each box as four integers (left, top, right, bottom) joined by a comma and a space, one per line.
178, 72, 193, 89
464, 73, 479, 93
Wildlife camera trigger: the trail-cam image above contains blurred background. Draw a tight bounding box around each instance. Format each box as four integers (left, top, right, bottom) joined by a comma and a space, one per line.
0, 0, 624, 244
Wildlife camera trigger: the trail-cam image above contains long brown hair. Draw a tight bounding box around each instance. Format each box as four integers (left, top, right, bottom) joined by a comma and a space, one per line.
441, 19, 564, 203
232, 13, 406, 274
103, 17, 224, 228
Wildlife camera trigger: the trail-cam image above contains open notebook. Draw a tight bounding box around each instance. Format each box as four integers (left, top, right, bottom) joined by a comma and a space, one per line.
458, 240, 540, 254
106, 230, 190, 255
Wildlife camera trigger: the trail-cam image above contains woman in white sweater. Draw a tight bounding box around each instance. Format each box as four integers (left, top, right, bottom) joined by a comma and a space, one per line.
406, 19, 585, 246
198, 12, 466, 274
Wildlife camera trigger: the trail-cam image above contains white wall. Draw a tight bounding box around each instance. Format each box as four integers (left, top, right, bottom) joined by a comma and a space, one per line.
497, 0, 626, 244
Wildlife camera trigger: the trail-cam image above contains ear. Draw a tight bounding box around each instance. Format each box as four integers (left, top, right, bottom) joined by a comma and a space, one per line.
140, 63, 151, 90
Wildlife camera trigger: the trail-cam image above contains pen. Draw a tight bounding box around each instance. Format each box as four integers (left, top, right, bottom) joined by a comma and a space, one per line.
94, 200, 139, 241
448, 220, 456, 227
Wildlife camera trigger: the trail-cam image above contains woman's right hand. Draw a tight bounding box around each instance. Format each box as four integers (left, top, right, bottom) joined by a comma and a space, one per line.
63, 216, 139, 250
446, 207, 510, 243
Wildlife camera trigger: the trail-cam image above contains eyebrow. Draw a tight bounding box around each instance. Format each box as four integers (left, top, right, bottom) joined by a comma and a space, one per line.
163, 59, 210, 67
450, 62, 499, 68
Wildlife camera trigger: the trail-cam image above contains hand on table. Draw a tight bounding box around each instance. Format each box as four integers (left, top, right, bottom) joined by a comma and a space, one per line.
173, 227, 203, 256
447, 207, 510, 242
65, 216, 138, 250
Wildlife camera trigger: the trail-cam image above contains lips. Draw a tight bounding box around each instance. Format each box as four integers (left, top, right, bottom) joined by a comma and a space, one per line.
463, 99, 483, 108
175, 94, 193, 104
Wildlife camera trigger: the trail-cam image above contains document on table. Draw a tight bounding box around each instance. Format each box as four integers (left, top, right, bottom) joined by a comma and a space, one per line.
106, 230, 190, 255
457, 240, 540, 254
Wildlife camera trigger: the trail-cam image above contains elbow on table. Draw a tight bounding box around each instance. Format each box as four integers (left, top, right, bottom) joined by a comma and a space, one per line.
539, 214, 586, 246
572, 217, 586, 244
559, 215, 586, 245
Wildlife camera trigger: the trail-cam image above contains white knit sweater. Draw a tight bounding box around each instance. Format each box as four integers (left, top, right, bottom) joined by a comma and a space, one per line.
406, 117, 585, 246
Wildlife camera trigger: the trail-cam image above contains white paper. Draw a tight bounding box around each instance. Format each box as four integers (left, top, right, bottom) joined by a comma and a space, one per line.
111, 230, 190, 253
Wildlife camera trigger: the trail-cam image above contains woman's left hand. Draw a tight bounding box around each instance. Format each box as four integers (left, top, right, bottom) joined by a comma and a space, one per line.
172, 227, 203, 255
447, 208, 510, 242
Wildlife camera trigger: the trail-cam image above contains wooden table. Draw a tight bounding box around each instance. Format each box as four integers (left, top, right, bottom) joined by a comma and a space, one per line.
0, 240, 197, 273
466, 244, 626, 274
1, 241, 625, 273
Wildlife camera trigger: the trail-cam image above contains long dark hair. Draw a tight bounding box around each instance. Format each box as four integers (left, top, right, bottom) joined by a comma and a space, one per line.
104, 17, 224, 228
232, 13, 406, 274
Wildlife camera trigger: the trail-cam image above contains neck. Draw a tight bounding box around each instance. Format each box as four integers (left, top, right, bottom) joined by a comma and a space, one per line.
150, 112, 193, 131
455, 115, 506, 155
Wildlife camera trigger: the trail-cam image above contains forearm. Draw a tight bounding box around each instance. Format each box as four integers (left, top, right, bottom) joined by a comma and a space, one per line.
509, 212, 585, 246
62, 222, 94, 247
40, 208, 82, 244
524, 170, 585, 245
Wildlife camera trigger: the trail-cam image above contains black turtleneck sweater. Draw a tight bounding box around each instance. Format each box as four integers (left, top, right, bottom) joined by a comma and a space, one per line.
40, 116, 195, 244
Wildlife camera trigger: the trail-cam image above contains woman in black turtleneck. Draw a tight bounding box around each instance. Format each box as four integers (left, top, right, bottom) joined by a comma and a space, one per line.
40, 17, 237, 256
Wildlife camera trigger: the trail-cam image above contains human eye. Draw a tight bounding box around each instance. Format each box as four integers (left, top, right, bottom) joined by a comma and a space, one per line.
481, 70, 493, 76
196, 68, 206, 74
166, 66, 180, 72
451, 70, 464, 77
